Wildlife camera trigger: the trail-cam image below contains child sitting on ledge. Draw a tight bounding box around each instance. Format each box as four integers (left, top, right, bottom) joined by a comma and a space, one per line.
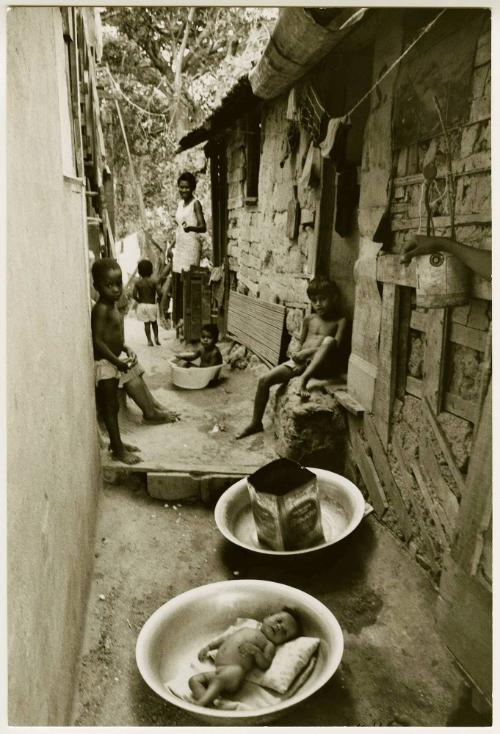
237, 277, 347, 439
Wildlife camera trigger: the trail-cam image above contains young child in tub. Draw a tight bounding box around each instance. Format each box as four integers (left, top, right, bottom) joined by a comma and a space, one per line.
175, 323, 223, 368
188, 608, 300, 707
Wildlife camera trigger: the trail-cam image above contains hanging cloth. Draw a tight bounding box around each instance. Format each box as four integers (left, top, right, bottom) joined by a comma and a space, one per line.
299, 142, 321, 189
319, 115, 351, 163
299, 84, 327, 144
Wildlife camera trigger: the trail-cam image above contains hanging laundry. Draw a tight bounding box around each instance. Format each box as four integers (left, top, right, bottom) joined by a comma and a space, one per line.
335, 166, 358, 237
300, 142, 321, 189
319, 115, 350, 162
299, 84, 327, 144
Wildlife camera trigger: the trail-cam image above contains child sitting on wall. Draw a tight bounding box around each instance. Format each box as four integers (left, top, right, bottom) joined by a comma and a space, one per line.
237, 276, 347, 439
133, 258, 160, 346
175, 323, 223, 368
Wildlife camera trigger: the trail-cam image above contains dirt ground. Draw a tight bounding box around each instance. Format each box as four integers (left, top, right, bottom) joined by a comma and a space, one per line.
72, 316, 470, 727
100, 316, 277, 472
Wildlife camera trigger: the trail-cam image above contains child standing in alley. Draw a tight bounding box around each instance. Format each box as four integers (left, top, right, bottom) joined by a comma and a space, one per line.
91, 258, 142, 465
133, 258, 160, 346
237, 277, 347, 439
175, 323, 223, 368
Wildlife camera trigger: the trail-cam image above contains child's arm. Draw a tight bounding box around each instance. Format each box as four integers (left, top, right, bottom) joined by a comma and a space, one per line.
91, 307, 129, 371
123, 344, 138, 366
290, 317, 316, 363
198, 634, 226, 662
132, 283, 140, 302
176, 348, 200, 362
333, 317, 347, 347
239, 640, 275, 670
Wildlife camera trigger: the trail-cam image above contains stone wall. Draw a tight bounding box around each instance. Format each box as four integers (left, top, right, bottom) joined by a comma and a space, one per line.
226, 95, 322, 349
7, 8, 102, 724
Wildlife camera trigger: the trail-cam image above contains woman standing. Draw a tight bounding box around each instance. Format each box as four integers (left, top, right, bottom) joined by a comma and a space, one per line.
172, 171, 206, 332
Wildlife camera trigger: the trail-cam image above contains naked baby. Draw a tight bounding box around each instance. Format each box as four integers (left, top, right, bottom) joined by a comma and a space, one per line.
188, 608, 300, 707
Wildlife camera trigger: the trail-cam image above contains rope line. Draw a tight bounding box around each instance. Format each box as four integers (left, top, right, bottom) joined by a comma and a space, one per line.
346, 9, 447, 118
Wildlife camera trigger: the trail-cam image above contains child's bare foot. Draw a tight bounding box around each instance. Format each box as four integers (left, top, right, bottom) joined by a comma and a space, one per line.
112, 448, 142, 465
109, 442, 140, 453
299, 379, 311, 401
155, 338, 161, 345
143, 409, 179, 424
236, 421, 263, 439
147, 340, 154, 347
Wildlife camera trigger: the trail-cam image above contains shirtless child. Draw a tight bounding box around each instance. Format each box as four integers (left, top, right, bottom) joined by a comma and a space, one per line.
188, 608, 300, 708
237, 277, 346, 439
175, 323, 223, 368
133, 259, 160, 346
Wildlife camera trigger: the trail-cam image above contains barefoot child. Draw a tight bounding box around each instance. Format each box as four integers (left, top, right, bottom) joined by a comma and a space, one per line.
189, 608, 300, 708
237, 277, 347, 439
133, 259, 160, 346
92, 258, 142, 465
175, 323, 223, 368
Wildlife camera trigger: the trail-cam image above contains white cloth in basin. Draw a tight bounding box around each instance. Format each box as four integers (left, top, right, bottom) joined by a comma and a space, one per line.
165, 618, 319, 711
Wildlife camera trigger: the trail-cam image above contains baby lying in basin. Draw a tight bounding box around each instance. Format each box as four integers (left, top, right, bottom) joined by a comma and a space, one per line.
189, 608, 301, 707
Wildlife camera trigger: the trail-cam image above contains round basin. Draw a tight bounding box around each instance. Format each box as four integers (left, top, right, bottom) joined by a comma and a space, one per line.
169, 359, 222, 389
136, 579, 344, 725
214, 468, 365, 556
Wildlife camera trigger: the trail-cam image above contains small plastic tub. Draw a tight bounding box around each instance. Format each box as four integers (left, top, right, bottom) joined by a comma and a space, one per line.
169, 359, 222, 389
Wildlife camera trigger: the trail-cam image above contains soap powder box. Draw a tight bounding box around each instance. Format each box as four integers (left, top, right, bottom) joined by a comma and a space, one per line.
247, 458, 325, 551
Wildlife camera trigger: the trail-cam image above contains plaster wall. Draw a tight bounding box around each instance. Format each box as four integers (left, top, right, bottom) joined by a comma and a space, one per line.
7, 7, 101, 724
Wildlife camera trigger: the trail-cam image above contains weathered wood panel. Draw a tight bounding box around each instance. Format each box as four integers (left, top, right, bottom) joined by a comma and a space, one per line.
364, 414, 412, 540
348, 415, 388, 517
423, 308, 448, 413
373, 283, 400, 445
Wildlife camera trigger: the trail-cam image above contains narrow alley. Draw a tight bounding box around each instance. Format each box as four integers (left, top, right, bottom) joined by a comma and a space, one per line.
7, 6, 492, 729
72, 317, 464, 727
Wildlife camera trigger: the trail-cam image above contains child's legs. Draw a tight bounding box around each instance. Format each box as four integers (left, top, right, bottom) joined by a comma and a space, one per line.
144, 322, 153, 344
252, 364, 294, 424
299, 337, 338, 390
96, 378, 122, 453
152, 319, 160, 343
189, 671, 213, 699
124, 375, 157, 418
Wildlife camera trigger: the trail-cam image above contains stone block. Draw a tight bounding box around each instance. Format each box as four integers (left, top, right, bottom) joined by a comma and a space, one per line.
273, 378, 347, 471
147, 472, 200, 501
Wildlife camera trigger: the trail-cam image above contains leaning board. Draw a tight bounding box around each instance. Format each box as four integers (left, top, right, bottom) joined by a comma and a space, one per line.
227, 291, 287, 367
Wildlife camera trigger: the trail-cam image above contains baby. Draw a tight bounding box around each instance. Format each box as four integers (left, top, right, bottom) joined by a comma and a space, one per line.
188, 608, 300, 707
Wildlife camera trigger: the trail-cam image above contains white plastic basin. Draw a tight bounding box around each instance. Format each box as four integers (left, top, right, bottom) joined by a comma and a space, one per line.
169, 359, 222, 389
215, 468, 366, 556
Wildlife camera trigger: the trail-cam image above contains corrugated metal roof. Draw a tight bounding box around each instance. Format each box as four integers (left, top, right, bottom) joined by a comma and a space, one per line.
177, 75, 260, 152
178, 7, 368, 152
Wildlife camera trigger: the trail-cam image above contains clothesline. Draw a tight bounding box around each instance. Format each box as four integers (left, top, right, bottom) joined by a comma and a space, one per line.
103, 8, 447, 143
345, 8, 447, 118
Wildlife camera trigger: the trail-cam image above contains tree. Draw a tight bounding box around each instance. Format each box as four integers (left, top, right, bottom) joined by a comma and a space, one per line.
99, 6, 276, 249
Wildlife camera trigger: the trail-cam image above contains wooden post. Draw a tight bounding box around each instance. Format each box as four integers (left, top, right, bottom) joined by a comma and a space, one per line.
373, 283, 400, 446
423, 307, 448, 414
